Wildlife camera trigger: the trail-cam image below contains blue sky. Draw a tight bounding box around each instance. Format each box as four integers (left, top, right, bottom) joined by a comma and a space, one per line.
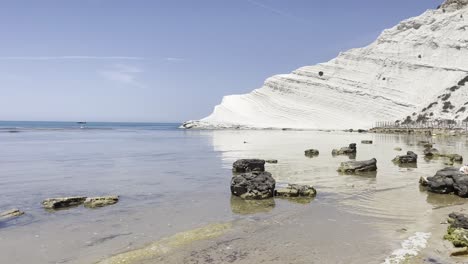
0, 0, 441, 122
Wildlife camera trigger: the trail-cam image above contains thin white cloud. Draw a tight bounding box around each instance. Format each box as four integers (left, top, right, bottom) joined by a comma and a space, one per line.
164, 57, 185, 62
0, 56, 144, 60
100, 64, 145, 88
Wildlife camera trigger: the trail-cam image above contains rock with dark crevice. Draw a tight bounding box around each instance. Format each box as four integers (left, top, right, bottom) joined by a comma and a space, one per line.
393, 151, 418, 164
338, 158, 377, 173
231, 171, 275, 200
42, 196, 87, 210
332, 143, 357, 156
232, 159, 265, 173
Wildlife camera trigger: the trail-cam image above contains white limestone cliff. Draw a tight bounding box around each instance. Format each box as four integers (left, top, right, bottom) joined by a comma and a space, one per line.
183, 1, 468, 130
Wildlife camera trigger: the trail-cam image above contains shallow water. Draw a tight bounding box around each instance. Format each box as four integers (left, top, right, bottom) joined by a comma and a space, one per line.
0, 122, 467, 263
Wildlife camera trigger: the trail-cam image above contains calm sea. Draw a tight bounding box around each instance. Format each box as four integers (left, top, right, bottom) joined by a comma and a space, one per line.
0, 122, 467, 263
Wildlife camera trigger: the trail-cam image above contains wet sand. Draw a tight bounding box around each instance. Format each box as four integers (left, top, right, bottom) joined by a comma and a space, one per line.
1, 129, 467, 263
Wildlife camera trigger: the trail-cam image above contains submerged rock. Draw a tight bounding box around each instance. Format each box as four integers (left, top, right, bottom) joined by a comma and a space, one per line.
444, 154, 463, 163
265, 159, 278, 164
338, 158, 377, 173
392, 151, 418, 164
230, 196, 275, 215
304, 149, 319, 157
332, 143, 357, 156
422, 167, 468, 197
361, 140, 373, 144
445, 212, 468, 248
42, 196, 87, 209
232, 159, 265, 173
394, 147, 403, 151
231, 171, 275, 199
274, 184, 317, 198
424, 148, 440, 157
84, 196, 119, 208
0, 209, 24, 219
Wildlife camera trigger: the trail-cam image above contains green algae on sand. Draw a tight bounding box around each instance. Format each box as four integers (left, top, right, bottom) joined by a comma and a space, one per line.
97, 222, 232, 264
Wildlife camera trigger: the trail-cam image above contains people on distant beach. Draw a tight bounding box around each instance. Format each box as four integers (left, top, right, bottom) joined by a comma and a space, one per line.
460, 165, 468, 174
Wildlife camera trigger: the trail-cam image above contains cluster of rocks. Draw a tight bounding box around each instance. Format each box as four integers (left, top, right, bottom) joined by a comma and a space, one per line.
230, 159, 316, 201
42, 195, 119, 210
420, 167, 468, 197
423, 144, 463, 165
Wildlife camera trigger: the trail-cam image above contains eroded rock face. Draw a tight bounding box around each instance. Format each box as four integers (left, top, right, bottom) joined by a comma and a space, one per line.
231, 171, 275, 199
338, 158, 377, 173
332, 143, 357, 156
42, 197, 87, 209
423, 167, 468, 197
274, 184, 317, 197
232, 159, 265, 173
393, 151, 418, 164
441, 0, 468, 10
304, 149, 320, 157
84, 196, 119, 208
183, 2, 468, 130
0, 209, 24, 219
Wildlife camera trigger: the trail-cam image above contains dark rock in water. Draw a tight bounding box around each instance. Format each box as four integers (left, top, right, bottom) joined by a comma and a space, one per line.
304, 149, 319, 157
84, 196, 119, 208
42, 196, 87, 209
424, 148, 440, 157
332, 143, 357, 156
0, 209, 24, 220
274, 184, 317, 198
394, 147, 403, 151
393, 151, 418, 164
423, 167, 468, 197
338, 158, 377, 173
361, 140, 373, 144
265, 159, 278, 164
448, 212, 468, 229
423, 143, 433, 148
445, 212, 468, 248
231, 171, 275, 199
418, 140, 431, 146
357, 129, 367, 133
232, 159, 265, 173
